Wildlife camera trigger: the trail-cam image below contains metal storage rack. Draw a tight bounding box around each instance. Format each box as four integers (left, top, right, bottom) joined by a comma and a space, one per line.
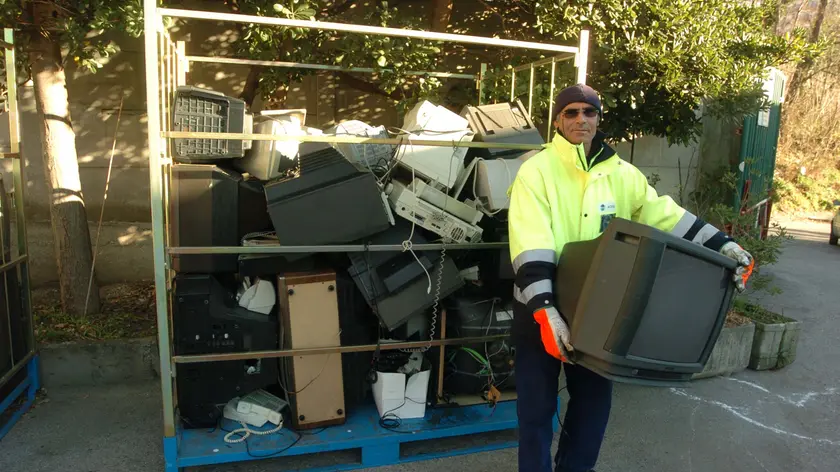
143, 2, 589, 470
0, 28, 39, 441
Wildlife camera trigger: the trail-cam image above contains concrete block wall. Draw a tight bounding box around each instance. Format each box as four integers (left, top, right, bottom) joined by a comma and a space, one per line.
613, 135, 700, 207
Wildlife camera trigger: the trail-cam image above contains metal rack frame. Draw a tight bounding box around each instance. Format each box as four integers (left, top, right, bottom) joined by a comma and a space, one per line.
144, 2, 588, 469
0, 27, 39, 441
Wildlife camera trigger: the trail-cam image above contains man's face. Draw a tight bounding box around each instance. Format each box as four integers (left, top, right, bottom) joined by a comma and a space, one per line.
554, 101, 599, 145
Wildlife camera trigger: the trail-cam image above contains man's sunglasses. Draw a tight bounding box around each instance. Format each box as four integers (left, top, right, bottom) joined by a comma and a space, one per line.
562, 107, 599, 118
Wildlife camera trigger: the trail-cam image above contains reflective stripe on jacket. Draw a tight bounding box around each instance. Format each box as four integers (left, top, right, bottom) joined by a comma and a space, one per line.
508, 131, 731, 342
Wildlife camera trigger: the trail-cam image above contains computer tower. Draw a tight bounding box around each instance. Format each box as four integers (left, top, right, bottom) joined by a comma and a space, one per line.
277, 271, 346, 429
554, 217, 738, 386
444, 294, 516, 395
169, 165, 271, 274
172, 274, 279, 428
264, 148, 392, 246
335, 272, 378, 410
347, 222, 465, 331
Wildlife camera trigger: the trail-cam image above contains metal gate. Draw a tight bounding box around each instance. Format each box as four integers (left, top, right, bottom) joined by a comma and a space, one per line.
0, 28, 38, 441
735, 68, 786, 238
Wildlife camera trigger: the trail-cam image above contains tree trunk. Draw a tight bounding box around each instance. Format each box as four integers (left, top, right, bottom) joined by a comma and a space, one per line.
240, 65, 263, 107
785, 0, 829, 103
430, 0, 453, 32
29, 32, 100, 316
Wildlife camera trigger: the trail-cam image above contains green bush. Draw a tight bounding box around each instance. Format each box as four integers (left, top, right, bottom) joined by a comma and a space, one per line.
686, 166, 792, 297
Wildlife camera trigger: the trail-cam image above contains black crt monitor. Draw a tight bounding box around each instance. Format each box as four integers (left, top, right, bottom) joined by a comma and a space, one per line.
554, 217, 738, 386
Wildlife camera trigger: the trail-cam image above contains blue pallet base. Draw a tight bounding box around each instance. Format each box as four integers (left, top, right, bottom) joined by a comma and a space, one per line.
166, 400, 523, 471
0, 355, 40, 441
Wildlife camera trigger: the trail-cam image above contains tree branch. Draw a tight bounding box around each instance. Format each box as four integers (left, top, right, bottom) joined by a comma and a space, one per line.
430, 0, 453, 32
337, 71, 404, 101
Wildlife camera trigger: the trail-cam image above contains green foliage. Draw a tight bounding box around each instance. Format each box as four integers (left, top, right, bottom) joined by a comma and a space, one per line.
234, 1, 443, 110
481, 0, 823, 146
0, 0, 144, 75
732, 299, 793, 324
773, 168, 840, 214
686, 166, 792, 296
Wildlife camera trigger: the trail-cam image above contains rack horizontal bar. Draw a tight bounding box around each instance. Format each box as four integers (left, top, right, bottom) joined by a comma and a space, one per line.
186, 56, 476, 80
0, 350, 35, 390
172, 334, 509, 364
159, 8, 580, 54
161, 131, 545, 151
0, 40, 12, 50
512, 54, 576, 72
0, 152, 20, 159
169, 242, 508, 255
0, 255, 27, 275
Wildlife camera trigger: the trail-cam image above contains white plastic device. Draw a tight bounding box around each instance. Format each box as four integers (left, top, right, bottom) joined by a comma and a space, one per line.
387, 180, 483, 243
408, 178, 483, 226
396, 101, 473, 190
234, 113, 324, 181
236, 277, 276, 315
474, 157, 526, 212
223, 389, 287, 428
325, 120, 394, 168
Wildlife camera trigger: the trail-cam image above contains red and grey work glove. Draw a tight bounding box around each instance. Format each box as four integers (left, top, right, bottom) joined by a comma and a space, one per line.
720, 241, 755, 293
533, 306, 574, 362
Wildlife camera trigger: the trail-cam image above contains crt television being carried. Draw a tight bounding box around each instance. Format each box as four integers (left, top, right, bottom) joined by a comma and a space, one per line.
554, 217, 738, 386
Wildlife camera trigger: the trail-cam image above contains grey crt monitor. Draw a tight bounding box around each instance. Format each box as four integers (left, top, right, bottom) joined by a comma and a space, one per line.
554, 217, 738, 386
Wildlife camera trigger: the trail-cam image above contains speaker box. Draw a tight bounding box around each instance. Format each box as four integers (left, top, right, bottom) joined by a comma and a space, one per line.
277, 271, 346, 429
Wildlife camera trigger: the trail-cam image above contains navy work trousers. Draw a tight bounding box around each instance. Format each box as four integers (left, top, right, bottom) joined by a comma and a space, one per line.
515, 341, 613, 472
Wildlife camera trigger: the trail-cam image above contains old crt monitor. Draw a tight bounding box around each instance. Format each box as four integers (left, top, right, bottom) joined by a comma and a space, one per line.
554, 217, 738, 386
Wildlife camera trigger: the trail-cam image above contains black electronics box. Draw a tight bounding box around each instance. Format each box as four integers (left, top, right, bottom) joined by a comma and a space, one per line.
264, 148, 391, 246
171, 86, 248, 163
170, 165, 271, 274
444, 294, 516, 395
347, 222, 464, 331
172, 274, 279, 428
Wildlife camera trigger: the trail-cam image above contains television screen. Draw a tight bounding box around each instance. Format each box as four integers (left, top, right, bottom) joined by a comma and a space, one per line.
623, 247, 730, 364
555, 218, 738, 385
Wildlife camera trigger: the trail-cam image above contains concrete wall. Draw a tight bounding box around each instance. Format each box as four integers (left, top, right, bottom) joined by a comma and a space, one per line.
614, 136, 700, 206
612, 112, 742, 209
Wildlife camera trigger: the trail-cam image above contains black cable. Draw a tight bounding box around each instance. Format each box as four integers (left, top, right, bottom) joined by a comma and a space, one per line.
556, 384, 570, 440
377, 396, 432, 434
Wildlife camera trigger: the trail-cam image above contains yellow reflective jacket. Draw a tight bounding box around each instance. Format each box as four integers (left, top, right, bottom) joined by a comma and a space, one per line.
508, 132, 731, 339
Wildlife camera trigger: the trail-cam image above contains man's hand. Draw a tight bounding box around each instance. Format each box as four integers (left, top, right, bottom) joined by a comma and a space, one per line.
533, 306, 574, 362
720, 241, 755, 292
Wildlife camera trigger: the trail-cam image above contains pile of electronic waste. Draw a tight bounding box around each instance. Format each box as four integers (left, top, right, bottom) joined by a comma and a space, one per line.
168, 85, 543, 432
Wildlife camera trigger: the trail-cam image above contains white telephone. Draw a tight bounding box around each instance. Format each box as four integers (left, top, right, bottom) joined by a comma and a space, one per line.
223, 389, 287, 428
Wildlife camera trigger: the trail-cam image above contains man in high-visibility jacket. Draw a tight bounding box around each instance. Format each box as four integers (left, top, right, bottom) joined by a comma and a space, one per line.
508, 84, 754, 472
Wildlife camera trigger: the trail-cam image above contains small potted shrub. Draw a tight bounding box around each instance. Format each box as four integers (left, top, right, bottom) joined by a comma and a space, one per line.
694, 310, 755, 379
733, 300, 801, 370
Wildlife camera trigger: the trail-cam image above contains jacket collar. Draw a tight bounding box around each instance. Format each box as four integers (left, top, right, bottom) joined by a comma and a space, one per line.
550, 130, 617, 171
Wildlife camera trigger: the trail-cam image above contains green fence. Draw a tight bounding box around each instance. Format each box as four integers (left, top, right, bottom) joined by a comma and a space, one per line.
736, 102, 782, 208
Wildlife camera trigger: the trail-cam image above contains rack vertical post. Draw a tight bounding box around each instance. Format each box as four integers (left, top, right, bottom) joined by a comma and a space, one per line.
0, 27, 39, 442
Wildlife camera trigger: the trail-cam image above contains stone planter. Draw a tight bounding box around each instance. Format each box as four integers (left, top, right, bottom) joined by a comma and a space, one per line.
693, 322, 756, 379
777, 320, 802, 369
749, 316, 801, 371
